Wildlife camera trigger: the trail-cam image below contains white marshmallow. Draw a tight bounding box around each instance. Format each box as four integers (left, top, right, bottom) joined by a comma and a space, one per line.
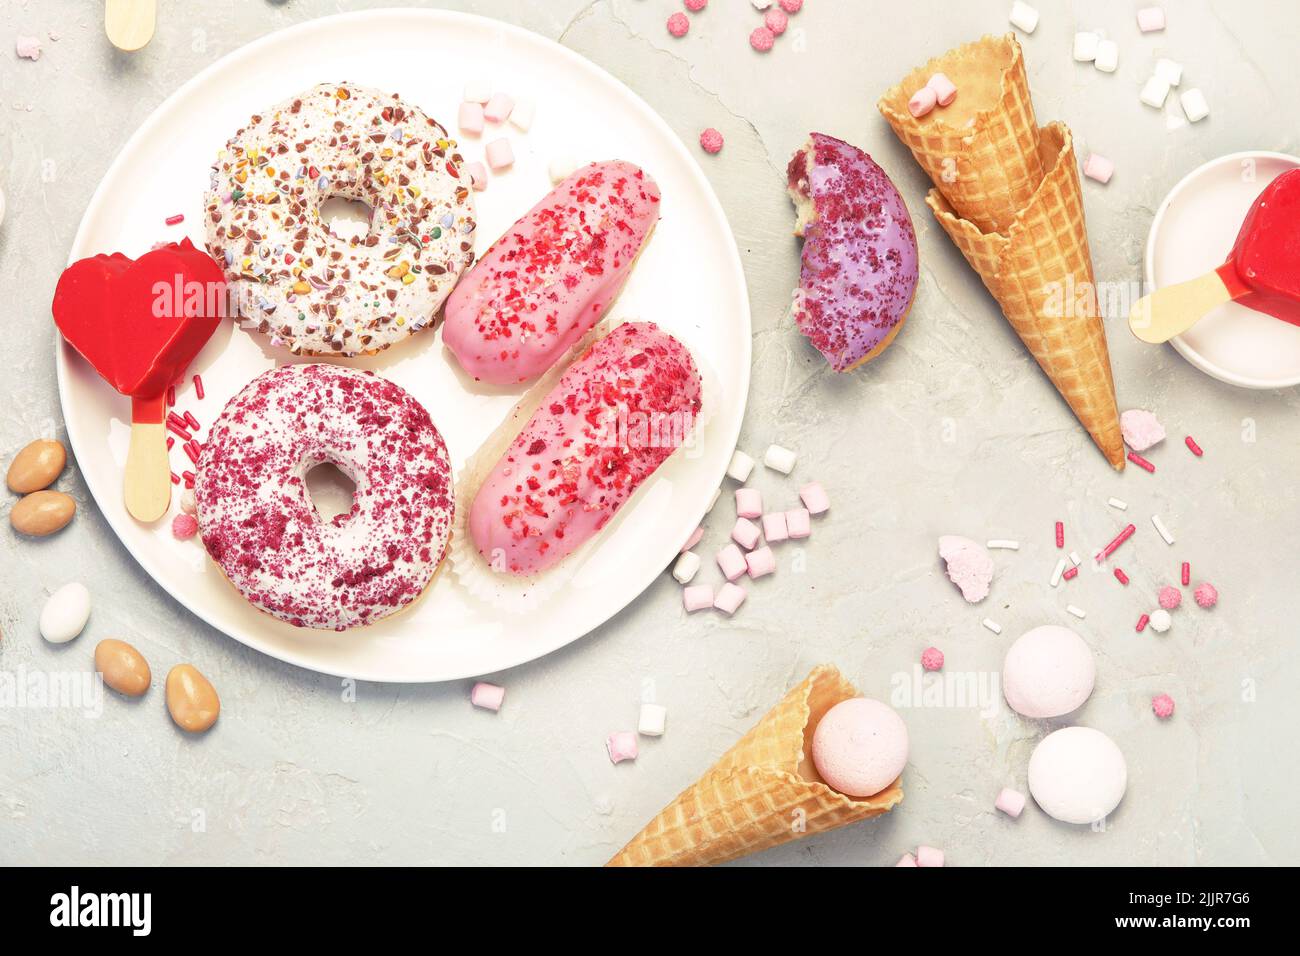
672, 551, 701, 584
1155, 57, 1183, 87
509, 99, 535, 132
1094, 40, 1119, 73
726, 449, 755, 483
1028, 727, 1127, 825
1180, 88, 1209, 123
1072, 31, 1099, 62
1009, 2, 1039, 34
638, 703, 667, 736
763, 444, 797, 474
463, 80, 491, 104
547, 155, 580, 184
1140, 75, 1171, 109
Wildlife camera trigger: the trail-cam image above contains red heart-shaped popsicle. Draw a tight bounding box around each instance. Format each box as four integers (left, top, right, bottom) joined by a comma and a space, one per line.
53, 239, 225, 521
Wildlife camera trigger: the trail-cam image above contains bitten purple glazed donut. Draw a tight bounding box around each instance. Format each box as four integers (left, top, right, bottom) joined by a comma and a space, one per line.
786, 132, 919, 370
195, 364, 453, 630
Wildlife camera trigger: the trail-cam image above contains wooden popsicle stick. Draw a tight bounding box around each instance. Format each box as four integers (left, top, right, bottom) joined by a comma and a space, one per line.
105, 0, 156, 53
124, 395, 171, 522
1128, 270, 1234, 344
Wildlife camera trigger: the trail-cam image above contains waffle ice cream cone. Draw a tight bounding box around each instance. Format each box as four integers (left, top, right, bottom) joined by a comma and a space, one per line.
607, 665, 903, 867
878, 34, 1042, 233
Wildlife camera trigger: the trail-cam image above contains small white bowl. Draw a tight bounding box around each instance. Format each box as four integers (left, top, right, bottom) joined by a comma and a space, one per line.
1145, 150, 1300, 389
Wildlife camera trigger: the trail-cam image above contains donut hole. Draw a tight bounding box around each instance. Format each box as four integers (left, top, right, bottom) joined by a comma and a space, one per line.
305, 461, 358, 523
318, 195, 373, 242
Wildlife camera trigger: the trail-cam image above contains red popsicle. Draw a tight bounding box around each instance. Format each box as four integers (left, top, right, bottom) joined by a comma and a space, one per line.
53, 239, 225, 522
1130, 168, 1300, 343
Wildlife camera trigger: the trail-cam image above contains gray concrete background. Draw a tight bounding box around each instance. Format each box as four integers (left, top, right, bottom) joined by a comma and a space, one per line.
2, 0, 1298, 866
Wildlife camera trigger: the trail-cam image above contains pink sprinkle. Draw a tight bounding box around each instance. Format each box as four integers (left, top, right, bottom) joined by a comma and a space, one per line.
1194, 582, 1219, 608
167, 385, 176, 407
182, 470, 195, 487
184, 441, 201, 464
1181, 561, 1190, 586
1097, 523, 1136, 561
165, 213, 185, 226
667, 12, 690, 37
1055, 521, 1064, 548
1128, 451, 1156, 472
699, 127, 724, 154
166, 436, 175, 451
749, 27, 776, 52
764, 9, 789, 34
1136, 613, 1150, 632
1063, 565, 1079, 580
684, 0, 707, 10
779, 0, 803, 12
921, 647, 944, 671
183, 410, 201, 432
170, 471, 181, 486
1158, 585, 1182, 610
1151, 693, 1175, 719
171, 513, 199, 540
166, 420, 192, 443
193, 374, 205, 400
1114, 567, 1129, 585
1185, 435, 1204, 456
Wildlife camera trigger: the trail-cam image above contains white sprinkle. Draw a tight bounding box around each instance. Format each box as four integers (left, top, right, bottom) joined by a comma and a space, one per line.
1066, 604, 1087, 619
982, 618, 1003, 635
1069, 550, 1082, 567
726, 449, 755, 483
1107, 497, 1128, 510
763, 444, 797, 474
986, 539, 1020, 550
1050, 558, 1067, 587
1152, 514, 1175, 545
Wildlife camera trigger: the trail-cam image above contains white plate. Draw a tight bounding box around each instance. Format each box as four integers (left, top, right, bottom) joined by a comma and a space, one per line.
1145, 150, 1300, 389
55, 10, 750, 682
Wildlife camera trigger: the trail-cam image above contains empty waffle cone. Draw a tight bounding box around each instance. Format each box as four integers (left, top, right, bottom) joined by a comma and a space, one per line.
878, 34, 1042, 233
607, 665, 903, 867
927, 122, 1124, 469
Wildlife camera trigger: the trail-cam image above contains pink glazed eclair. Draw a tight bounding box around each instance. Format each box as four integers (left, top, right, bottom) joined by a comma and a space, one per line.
469, 321, 701, 575
442, 161, 661, 385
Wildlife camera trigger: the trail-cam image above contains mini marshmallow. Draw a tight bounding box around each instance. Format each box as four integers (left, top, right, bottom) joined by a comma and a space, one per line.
735, 487, 763, 519
548, 155, 580, 184
458, 101, 485, 135
908, 85, 938, 119
463, 80, 492, 104
761, 512, 789, 543
1136, 6, 1166, 32
484, 92, 515, 124
799, 481, 829, 515
732, 517, 762, 550
1140, 75, 1171, 109
1083, 153, 1115, 184
746, 546, 776, 579
683, 584, 714, 612
1094, 39, 1119, 73
638, 703, 667, 736
1180, 88, 1209, 122
786, 508, 811, 539
606, 731, 638, 764
672, 551, 701, 584
681, 526, 703, 553
927, 73, 957, 106
1155, 57, 1183, 87
1072, 31, 1099, 62
470, 682, 505, 712
763, 444, 797, 474
995, 787, 1026, 818
465, 161, 487, 192
508, 98, 535, 132
714, 582, 747, 615
1008, 1, 1039, 34
916, 845, 945, 867
717, 544, 747, 582
895, 853, 918, 867
485, 138, 515, 171
726, 449, 755, 482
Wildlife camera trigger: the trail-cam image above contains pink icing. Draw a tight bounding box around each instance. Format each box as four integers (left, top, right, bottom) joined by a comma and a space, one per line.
195, 363, 453, 630
468, 322, 701, 575
443, 161, 661, 385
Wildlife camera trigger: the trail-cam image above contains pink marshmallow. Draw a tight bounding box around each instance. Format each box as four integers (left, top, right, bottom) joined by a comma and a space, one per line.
683, 584, 714, 612
484, 92, 515, 124
465, 161, 487, 192
995, 787, 1026, 818
908, 86, 938, 118
895, 853, 918, 867
681, 526, 703, 553
732, 517, 761, 550
716, 543, 747, 582
485, 138, 515, 171
745, 546, 776, 579
735, 487, 763, 519
761, 512, 789, 543
606, 731, 638, 764
1137, 6, 1166, 32
470, 681, 505, 712
1121, 408, 1166, 451
786, 508, 811, 539
915, 845, 945, 867
714, 581, 747, 615
15, 36, 41, 60
926, 72, 958, 106
1083, 152, 1115, 184
799, 481, 829, 515
457, 101, 485, 136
